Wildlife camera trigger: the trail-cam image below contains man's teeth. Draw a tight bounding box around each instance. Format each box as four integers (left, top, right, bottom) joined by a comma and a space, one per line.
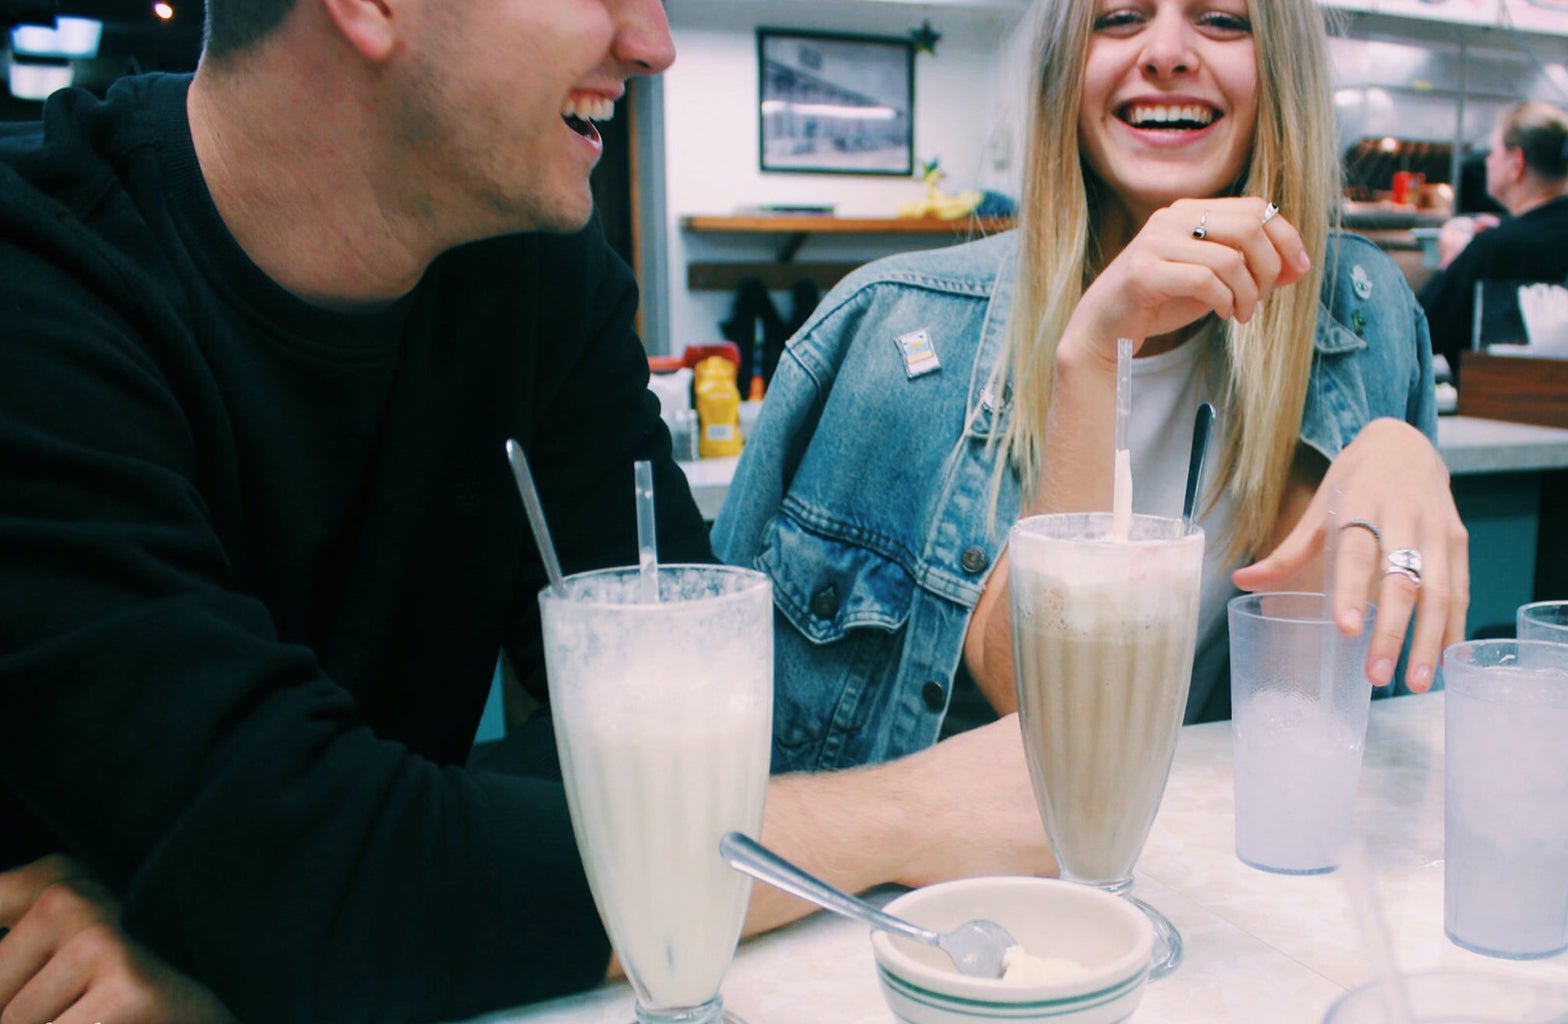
562, 95, 615, 123
1125, 104, 1215, 127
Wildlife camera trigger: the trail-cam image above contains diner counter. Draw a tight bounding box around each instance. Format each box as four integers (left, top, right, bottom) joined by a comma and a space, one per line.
1435, 414, 1568, 475
677, 415, 1568, 520
458, 691, 1567, 1024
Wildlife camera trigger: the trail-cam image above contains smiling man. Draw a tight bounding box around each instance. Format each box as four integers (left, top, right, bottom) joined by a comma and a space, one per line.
0, 1, 1053, 1022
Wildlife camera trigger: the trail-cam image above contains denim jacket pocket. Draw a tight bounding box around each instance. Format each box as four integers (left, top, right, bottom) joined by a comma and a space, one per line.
759, 512, 915, 641
756, 511, 917, 769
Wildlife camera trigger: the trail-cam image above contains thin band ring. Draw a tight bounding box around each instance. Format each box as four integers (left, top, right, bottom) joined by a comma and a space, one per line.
1382, 547, 1423, 588
1261, 202, 1280, 226
1192, 210, 1211, 240
1340, 518, 1382, 545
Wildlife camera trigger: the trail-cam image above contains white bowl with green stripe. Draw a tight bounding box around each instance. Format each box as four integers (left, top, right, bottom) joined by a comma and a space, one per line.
870, 877, 1154, 1024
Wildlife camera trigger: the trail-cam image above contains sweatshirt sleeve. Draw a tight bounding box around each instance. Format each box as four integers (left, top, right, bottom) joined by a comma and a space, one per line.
0, 219, 696, 1022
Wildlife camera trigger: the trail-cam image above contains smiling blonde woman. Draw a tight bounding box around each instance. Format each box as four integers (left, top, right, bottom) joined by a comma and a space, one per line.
715, 0, 1468, 772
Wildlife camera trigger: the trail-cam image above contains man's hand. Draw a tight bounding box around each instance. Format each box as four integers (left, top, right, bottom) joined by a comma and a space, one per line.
745, 715, 1056, 935
0, 854, 238, 1024
1436, 214, 1500, 269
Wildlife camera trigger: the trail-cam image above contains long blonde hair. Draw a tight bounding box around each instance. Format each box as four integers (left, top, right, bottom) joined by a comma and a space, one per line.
995, 0, 1340, 560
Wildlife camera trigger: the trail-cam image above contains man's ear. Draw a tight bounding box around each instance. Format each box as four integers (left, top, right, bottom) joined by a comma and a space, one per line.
318, 0, 397, 62
1508, 146, 1528, 185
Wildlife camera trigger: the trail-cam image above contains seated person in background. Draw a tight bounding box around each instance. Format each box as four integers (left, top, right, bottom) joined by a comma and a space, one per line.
0, 1, 1053, 1021
1418, 100, 1568, 377
715, 0, 1468, 773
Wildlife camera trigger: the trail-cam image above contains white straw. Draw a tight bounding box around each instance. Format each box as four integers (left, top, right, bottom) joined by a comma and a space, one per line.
504, 439, 564, 593
1338, 839, 1414, 1024
634, 460, 659, 604
1111, 337, 1133, 540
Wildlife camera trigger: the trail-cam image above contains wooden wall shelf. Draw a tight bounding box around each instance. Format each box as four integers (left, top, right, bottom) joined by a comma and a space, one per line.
679, 214, 1015, 292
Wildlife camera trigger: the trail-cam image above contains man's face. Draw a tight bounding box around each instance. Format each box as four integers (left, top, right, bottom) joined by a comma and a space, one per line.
1484, 123, 1516, 208
399, 0, 675, 237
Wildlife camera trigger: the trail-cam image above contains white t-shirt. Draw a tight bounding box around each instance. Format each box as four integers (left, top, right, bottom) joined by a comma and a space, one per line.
1125, 322, 1241, 721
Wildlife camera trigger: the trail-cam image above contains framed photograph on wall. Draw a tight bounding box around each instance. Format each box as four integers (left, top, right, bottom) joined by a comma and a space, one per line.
757, 28, 915, 176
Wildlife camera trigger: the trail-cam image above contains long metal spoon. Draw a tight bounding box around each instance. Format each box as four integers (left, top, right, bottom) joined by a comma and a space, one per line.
1182, 402, 1217, 530
719, 831, 1016, 979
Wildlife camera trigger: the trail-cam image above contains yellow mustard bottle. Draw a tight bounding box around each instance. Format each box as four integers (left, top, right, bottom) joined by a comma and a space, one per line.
694, 355, 743, 458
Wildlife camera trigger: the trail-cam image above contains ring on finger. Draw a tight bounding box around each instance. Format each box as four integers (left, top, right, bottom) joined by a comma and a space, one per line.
1340, 518, 1382, 545
1382, 547, 1423, 588
1192, 209, 1211, 240
1261, 202, 1280, 226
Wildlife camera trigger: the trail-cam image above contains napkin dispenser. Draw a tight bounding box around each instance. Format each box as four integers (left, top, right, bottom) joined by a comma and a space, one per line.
1457, 351, 1568, 429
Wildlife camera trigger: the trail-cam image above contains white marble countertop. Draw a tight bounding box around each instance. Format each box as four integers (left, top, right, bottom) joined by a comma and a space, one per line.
677, 417, 1568, 520
459, 691, 1567, 1024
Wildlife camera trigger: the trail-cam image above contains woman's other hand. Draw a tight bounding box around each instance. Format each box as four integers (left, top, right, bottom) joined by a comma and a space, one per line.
1233, 418, 1469, 691
0, 853, 239, 1024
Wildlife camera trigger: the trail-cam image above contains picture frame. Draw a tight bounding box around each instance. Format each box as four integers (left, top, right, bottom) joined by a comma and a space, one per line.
757, 28, 915, 177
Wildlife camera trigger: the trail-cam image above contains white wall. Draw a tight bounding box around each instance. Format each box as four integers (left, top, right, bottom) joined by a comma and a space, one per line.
653, 0, 1032, 354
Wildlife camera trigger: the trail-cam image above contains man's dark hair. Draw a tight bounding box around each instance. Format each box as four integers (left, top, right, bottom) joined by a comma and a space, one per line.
1501, 101, 1568, 181
203, 0, 296, 61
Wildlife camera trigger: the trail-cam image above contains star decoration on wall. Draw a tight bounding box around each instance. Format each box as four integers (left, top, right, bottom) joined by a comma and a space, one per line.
911, 20, 942, 56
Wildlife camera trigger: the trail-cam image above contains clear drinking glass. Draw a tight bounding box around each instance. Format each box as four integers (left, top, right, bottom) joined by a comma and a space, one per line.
1517, 600, 1568, 644
1442, 638, 1568, 960
1228, 592, 1375, 875
541, 564, 773, 1024
1322, 970, 1568, 1023
1008, 512, 1204, 980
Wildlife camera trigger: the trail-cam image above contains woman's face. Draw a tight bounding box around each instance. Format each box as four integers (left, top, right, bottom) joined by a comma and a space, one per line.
1077, 0, 1259, 224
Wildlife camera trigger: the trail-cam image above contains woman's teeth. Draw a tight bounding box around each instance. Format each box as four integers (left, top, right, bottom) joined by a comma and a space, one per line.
1122, 104, 1216, 129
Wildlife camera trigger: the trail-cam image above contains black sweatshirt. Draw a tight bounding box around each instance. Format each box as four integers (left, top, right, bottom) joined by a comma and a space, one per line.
0, 73, 712, 1022
1416, 194, 1568, 378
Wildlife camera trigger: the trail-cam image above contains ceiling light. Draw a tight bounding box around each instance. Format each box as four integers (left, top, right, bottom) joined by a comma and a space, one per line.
9, 17, 102, 59
153, 2, 175, 20
7, 56, 74, 102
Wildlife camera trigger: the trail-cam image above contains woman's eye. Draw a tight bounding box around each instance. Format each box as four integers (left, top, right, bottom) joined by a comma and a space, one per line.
1092, 10, 1145, 31
1198, 11, 1252, 34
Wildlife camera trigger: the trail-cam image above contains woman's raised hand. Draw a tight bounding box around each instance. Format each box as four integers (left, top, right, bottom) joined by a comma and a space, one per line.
1065, 196, 1314, 357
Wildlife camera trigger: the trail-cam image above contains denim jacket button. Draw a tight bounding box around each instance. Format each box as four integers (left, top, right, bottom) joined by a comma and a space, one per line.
809, 584, 839, 620
921, 680, 946, 711
960, 546, 989, 574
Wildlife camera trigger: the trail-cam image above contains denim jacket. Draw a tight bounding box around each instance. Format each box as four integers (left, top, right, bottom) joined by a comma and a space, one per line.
711, 230, 1436, 773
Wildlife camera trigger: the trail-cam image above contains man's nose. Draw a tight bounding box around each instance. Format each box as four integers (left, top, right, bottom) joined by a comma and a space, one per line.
615, 0, 676, 75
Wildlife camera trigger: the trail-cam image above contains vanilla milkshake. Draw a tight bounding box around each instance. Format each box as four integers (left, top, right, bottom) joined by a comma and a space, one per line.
1008, 513, 1203, 888
541, 564, 773, 1022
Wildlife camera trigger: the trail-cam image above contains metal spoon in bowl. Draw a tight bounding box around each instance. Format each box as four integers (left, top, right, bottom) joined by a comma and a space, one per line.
719, 831, 1016, 979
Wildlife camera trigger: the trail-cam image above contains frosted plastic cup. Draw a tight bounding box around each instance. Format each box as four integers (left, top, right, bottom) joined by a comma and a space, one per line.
1008, 512, 1204, 980
540, 565, 773, 1024
1228, 592, 1375, 874
1518, 600, 1568, 643
1443, 639, 1568, 960
1322, 970, 1568, 1022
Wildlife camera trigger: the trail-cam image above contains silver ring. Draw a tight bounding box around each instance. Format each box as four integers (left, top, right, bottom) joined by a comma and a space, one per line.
1382, 547, 1423, 588
1340, 518, 1382, 545
1261, 202, 1280, 225
1191, 210, 1211, 240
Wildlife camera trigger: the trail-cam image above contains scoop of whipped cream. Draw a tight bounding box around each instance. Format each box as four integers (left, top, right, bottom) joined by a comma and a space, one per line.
1000, 945, 1088, 983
